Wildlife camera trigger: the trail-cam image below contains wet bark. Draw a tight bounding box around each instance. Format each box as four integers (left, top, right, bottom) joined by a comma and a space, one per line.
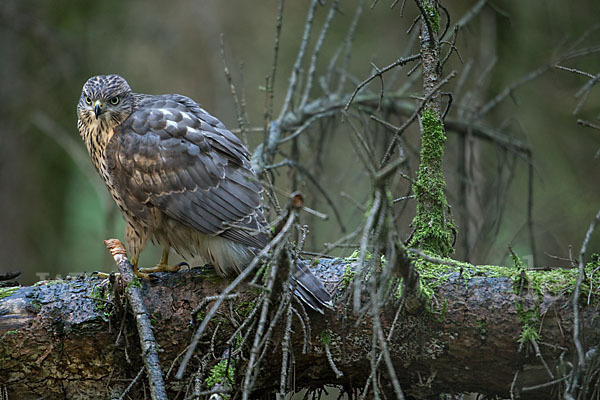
0, 262, 598, 399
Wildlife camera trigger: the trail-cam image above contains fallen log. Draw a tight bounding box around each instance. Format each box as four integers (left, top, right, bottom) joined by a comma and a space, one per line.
0, 258, 598, 399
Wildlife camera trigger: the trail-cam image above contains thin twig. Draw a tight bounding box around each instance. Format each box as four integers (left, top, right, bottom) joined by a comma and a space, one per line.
278, 0, 319, 120
380, 70, 457, 167
413, 0, 435, 46
336, 0, 364, 94
265, 0, 285, 126
371, 284, 405, 399
324, 341, 344, 378
300, 0, 339, 109
104, 239, 168, 400
220, 35, 247, 144
117, 366, 145, 400
443, 0, 489, 42
353, 190, 382, 313
530, 338, 555, 380
175, 212, 296, 380
578, 119, 600, 130
279, 302, 294, 396
527, 162, 537, 267
576, 208, 600, 360
521, 375, 569, 392
344, 54, 420, 110
475, 64, 550, 120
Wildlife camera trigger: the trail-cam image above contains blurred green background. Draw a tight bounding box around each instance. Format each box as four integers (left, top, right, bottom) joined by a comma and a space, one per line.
1, 0, 599, 285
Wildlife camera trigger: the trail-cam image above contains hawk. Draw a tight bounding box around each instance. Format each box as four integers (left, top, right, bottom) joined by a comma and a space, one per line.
77, 74, 332, 312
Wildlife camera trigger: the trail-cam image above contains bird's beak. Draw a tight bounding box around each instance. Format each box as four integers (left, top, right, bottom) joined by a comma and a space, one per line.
94, 100, 103, 119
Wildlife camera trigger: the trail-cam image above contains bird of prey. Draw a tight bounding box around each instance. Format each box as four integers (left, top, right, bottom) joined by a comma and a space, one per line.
77, 74, 332, 312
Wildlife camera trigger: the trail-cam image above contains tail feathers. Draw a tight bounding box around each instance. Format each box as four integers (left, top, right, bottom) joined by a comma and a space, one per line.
291, 260, 334, 314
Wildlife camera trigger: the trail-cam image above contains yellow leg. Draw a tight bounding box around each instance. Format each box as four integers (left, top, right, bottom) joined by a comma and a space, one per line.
138, 247, 183, 275
94, 250, 184, 280
131, 256, 152, 280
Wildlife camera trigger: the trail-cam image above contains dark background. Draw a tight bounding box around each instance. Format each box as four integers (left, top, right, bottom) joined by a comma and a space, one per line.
1, 1, 599, 284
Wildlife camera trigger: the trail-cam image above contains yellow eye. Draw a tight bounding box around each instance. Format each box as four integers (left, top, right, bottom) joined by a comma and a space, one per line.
110, 96, 120, 105
85, 96, 92, 105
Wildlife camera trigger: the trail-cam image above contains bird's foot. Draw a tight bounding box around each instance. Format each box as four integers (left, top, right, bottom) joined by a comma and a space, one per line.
92, 271, 119, 280
138, 261, 189, 275
93, 269, 152, 282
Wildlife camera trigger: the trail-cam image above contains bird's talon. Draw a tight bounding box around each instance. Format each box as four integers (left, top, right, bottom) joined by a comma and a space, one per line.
134, 270, 152, 280
138, 263, 182, 275
93, 271, 112, 279
177, 261, 190, 269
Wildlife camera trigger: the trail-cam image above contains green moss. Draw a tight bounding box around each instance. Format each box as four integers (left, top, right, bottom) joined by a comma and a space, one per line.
1, 330, 19, 341
30, 297, 42, 310
234, 333, 243, 350
126, 276, 142, 290
516, 302, 540, 346
0, 287, 18, 300
236, 300, 256, 318
519, 325, 540, 344
423, 2, 440, 33
396, 281, 403, 299
342, 265, 355, 289
320, 329, 332, 346
509, 252, 541, 346
411, 252, 600, 335
89, 283, 114, 320
412, 254, 460, 313
255, 263, 268, 281
409, 108, 456, 257
205, 359, 234, 393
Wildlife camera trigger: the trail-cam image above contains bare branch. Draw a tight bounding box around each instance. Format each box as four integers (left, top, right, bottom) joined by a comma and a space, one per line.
278, 0, 319, 120
300, 0, 339, 109
104, 239, 168, 400
577, 119, 600, 131
344, 54, 420, 110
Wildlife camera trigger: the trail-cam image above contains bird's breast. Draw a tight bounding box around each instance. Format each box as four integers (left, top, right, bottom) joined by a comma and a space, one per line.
80, 120, 133, 223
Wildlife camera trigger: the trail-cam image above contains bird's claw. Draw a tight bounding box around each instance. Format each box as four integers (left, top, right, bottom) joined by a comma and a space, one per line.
92, 271, 119, 279
138, 262, 184, 275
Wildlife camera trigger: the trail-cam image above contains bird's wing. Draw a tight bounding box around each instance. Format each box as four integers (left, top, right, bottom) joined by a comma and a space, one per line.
106, 94, 268, 249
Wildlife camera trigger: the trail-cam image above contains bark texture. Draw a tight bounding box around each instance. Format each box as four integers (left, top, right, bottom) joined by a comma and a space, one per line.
0, 261, 598, 399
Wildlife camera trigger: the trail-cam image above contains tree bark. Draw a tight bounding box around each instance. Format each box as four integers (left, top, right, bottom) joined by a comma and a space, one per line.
0, 261, 598, 399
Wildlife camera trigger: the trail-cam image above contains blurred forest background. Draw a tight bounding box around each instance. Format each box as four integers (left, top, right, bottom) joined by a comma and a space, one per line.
1, 0, 599, 285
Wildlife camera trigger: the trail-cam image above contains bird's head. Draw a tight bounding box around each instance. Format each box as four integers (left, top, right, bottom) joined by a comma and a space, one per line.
77, 74, 135, 127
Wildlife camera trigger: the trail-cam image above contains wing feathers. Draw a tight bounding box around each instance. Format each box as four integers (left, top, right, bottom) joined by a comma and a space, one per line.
108, 94, 267, 249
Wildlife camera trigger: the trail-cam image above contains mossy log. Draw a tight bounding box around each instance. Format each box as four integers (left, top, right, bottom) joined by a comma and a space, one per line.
0, 260, 598, 399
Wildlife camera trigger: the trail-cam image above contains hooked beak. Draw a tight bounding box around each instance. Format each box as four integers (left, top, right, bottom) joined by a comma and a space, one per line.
94, 100, 103, 119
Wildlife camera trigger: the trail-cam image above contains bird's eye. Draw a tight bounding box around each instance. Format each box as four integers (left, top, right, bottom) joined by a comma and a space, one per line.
85, 96, 92, 105
110, 96, 120, 105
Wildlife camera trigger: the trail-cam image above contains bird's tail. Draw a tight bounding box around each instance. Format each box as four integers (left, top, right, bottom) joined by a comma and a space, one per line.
291, 260, 334, 314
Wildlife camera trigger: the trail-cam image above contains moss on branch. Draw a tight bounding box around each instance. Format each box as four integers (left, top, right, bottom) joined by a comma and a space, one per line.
410, 108, 456, 256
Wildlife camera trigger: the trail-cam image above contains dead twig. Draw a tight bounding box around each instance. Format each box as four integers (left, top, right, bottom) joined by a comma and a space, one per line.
344, 54, 420, 110
104, 239, 168, 400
